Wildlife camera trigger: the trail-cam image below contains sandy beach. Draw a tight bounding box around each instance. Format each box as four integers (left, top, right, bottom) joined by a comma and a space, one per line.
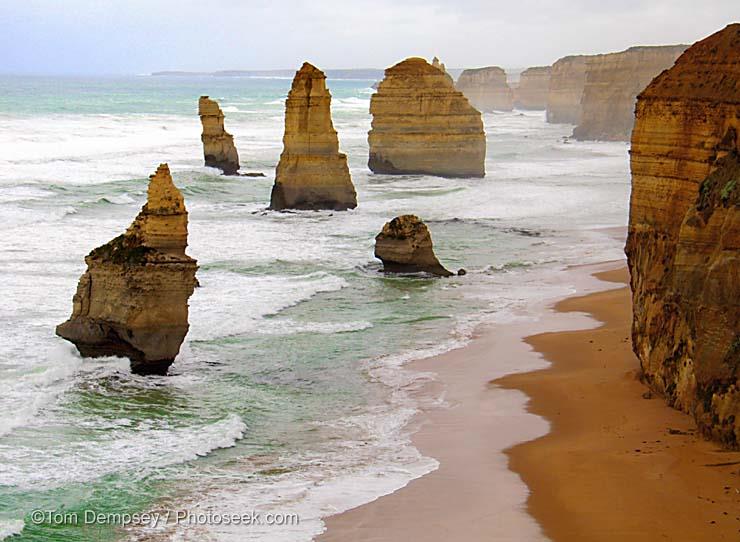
319, 263, 740, 541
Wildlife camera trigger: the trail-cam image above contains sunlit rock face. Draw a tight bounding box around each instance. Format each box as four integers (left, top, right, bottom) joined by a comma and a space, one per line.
369, 57, 486, 178
199, 96, 240, 175
375, 215, 453, 277
456, 65, 513, 112
626, 24, 740, 448
56, 164, 198, 375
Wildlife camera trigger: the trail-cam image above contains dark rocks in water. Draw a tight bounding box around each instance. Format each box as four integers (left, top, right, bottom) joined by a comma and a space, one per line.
374, 215, 453, 277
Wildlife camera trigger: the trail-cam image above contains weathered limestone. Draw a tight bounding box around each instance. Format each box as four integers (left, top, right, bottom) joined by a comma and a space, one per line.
625, 24, 740, 448
199, 96, 240, 175
432, 56, 454, 84
56, 164, 198, 375
456, 66, 513, 112
374, 215, 453, 276
514, 66, 551, 110
269, 63, 357, 210
546, 55, 589, 124
369, 58, 486, 178
573, 45, 687, 141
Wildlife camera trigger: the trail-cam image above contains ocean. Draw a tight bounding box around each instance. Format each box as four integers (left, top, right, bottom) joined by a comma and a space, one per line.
0, 74, 629, 541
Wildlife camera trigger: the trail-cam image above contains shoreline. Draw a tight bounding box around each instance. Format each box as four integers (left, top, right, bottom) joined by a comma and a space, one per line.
317, 262, 740, 540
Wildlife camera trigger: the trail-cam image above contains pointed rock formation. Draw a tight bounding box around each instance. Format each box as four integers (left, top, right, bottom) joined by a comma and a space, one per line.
626, 24, 740, 448
369, 58, 486, 178
456, 66, 514, 112
546, 55, 588, 124
573, 45, 687, 141
269, 63, 357, 210
432, 56, 454, 84
514, 66, 551, 110
374, 215, 453, 277
199, 96, 240, 175
56, 164, 198, 375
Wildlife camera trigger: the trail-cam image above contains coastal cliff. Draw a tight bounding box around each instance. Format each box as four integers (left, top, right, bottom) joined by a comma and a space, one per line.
375, 215, 453, 276
573, 45, 687, 141
270, 63, 357, 211
198, 96, 240, 175
626, 24, 740, 448
369, 58, 486, 178
456, 66, 513, 111
546, 55, 588, 124
514, 66, 551, 110
56, 164, 198, 375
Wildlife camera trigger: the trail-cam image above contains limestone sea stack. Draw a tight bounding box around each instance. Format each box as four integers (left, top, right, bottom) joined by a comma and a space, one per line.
198, 96, 240, 175
625, 24, 740, 448
269, 62, 357, 211
431, 56, 454, 84
456, 66, 514, 111
573, 45, 687, 141
369, 58, 486, 178
546, 55, 588, 124
374, 215, 453, 277
514, 66, 551, 109
56, 164, 198, 375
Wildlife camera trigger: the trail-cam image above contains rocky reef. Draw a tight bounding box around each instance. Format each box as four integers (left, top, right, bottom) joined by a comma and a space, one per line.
198, 96, 240, 175
546, 55, 588, 124
573, 45, 687, 141
269, 63, 357, 211
374, 215, 453, 276
456, 66, 513, 112
626, 24, 740, 448
514, 66, 551, 110
369, 57, 486, 178
56, 164, 198, 375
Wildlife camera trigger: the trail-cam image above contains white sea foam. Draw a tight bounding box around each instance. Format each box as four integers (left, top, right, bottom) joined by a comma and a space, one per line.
0, 520, 24, 541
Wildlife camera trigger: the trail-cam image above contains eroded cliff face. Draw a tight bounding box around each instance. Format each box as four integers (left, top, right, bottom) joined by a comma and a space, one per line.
374, 215, 452, 276
56, 164, 198, 375
626, 24, 740, 448
514, 66, 551, 110
546, 55, 587, 124
270, 63, 357, 211
456, 66, 513, 112
199, 96, 240, 175
369, 58, 486, 178
573, 45, 687, 141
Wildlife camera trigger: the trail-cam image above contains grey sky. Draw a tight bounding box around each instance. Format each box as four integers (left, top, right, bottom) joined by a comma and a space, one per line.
0, 0, 736, 75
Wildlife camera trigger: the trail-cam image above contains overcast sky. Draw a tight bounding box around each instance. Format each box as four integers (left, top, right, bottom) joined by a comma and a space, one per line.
0, 1, 736, 75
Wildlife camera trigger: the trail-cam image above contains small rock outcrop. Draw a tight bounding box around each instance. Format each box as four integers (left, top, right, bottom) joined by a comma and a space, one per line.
514, 66, 551, 109
432, 56, 454, 84
456, 66, 514, 111
374, 215, 453, 277
269, 62, 357, 211
573, 45, 687, 141
546, 55, 588, 124
199, 96, 240, 175
56, 164, 198, 375
369, 58, 486, 178
626, 24, 740, 448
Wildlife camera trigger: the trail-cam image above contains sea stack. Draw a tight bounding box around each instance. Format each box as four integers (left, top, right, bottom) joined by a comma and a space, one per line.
369, 58, 486, 178
456, 66, 514, 112
198, 96, 240, 175
374, 215, 453, 277
573, 45, 687, 141
625, 24, 740, 448
56, 164, 198, 375
514, 66, 551, 109
431, 56, 454, 84
269, 62, 357, 211
546, 55, 588, 124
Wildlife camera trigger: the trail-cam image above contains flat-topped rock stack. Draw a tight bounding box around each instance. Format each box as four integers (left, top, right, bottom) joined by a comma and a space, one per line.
514, 66, 551, 109
456, 66, 514, 112
369, 57, 486, 178
269, 62, 357, 211
546, 55, 588, 124
374, 215, 453, 277
199, 96, 240, 175
626, 23, 740, 448
56, 164, 198, 375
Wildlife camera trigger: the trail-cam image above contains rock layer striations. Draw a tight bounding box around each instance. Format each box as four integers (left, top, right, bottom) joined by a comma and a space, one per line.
369, 58, 486, 178
625, 24, 740, 447
514, 66, 551, 110
456, 66, 513, 112
199, 96, 240, 175
56, 164, 198, 375
573, 45, 687, 141
546, 55, 588, 124
270, 63, 357, 210
375, 215, 453, 276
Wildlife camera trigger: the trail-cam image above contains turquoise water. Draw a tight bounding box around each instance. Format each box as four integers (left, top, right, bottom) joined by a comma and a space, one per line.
0, 75, 630, 541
